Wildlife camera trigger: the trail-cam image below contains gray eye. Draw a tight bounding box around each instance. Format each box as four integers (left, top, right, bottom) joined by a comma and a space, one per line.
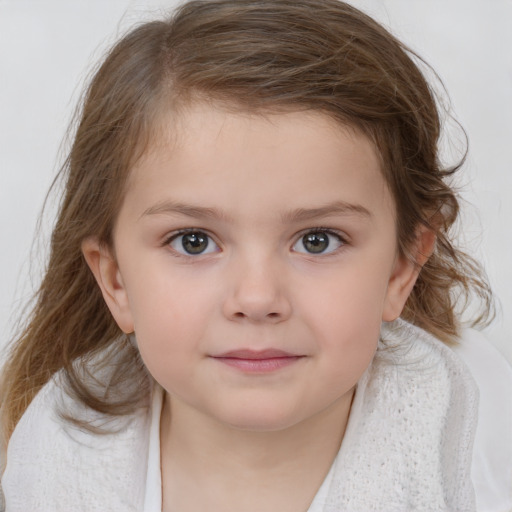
303, 232, 329, 253
293, 231, 343, 255
169, 231, 219, 255
182, 232, 208, 254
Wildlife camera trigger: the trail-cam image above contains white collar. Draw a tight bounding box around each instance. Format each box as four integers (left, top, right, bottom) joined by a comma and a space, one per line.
143, 319, 479, 511
142, 384, 339, 512
2, 319, 479, 511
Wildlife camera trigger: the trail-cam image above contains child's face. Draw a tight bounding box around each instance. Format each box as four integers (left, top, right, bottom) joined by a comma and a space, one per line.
86, 104, 419, 432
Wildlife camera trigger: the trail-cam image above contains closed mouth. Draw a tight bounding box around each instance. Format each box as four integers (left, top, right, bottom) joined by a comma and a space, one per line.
214, 349, 299, 359
211, 349, 304, 373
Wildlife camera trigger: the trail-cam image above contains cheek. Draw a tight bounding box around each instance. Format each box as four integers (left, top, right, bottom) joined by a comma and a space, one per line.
311, 303, 380, 398
316, 297, 380, 370
124, 271, 220, 365
299, 257, 393, 328
295, 259, 391, 374
126, 262, 217, 322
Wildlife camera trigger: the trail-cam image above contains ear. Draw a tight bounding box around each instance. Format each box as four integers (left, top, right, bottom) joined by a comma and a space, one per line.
382, 226, 436, 322
82, 237, 135, 333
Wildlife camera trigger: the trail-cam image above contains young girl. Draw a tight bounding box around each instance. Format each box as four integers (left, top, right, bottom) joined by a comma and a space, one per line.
1, 0, 511, 510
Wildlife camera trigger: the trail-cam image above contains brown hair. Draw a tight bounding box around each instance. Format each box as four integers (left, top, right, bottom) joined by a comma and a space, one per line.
1, 0, 493, 440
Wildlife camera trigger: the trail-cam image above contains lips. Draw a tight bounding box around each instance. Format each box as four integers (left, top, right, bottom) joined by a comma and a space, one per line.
216, 349, 297, 359
211, 349, 303, 373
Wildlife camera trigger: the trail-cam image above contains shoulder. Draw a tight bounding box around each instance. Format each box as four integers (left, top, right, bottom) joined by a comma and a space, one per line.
450, 328, 512, 512
3, 376, 64, 469
1, 373, 152, 512
328, 320, 478, 510
1, 377, 70, 510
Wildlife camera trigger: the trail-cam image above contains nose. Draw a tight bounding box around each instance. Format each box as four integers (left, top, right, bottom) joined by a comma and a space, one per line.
222, 253, 292, 324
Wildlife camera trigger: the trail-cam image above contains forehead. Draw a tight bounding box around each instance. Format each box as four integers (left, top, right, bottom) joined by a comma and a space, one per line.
123, 103, 394, 223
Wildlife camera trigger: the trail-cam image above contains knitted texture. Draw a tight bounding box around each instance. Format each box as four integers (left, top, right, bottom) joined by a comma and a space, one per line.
1, 320, 478, 511
2, 375, 152, 511
318, 319, 478, 511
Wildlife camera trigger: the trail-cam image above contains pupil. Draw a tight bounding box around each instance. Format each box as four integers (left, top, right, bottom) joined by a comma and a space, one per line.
303, 232, 329, 253
182, 232, 208, 254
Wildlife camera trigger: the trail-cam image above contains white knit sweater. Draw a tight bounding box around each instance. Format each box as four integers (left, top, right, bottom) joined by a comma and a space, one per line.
2, 320, 511, 511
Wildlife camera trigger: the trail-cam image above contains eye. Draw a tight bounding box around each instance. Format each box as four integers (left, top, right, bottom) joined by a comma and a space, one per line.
292, 230, 345, 255
167, 230, 219, 255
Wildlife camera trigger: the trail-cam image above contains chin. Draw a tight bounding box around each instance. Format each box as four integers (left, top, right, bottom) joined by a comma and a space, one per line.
212, 402, 308, 433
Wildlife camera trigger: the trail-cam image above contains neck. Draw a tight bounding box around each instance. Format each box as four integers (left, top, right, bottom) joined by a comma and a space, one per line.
160, 390, 354, 512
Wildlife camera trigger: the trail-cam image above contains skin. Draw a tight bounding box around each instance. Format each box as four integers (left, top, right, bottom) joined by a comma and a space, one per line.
83, 104, 433, 511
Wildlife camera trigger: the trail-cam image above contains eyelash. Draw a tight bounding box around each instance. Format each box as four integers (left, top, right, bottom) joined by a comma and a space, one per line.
163, 229, 221, 257
292, 227, 348, 257
163, 227, 349, 257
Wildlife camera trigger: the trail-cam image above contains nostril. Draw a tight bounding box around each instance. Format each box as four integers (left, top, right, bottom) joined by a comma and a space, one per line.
267, 312, 279, 318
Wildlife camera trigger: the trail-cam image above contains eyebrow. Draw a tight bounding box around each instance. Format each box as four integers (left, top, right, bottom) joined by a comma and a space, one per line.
280, 201, 372, 223
141, 201, 230, 221
141, 200, 372, 223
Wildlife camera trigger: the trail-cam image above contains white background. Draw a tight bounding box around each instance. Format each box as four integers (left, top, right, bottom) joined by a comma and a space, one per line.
1, 0, 511, 363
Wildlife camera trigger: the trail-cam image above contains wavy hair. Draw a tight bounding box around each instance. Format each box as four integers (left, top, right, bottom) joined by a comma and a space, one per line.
1, 0, 492, 440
